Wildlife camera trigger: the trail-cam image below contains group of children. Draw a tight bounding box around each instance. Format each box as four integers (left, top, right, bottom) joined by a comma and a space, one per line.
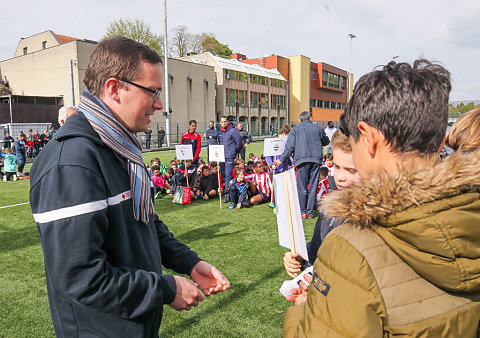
147, 145, 337, 211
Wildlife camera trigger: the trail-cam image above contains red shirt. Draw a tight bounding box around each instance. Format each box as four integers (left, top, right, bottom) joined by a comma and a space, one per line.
181, 131, 202, 160
246, 172, 272, 196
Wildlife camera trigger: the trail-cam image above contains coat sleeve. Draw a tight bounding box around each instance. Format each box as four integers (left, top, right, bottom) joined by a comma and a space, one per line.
320, 127, 330, 146
279, 129, 296, 162
30, 165, 178, 319
284, 231, 387, 337
233, 129, 243, 153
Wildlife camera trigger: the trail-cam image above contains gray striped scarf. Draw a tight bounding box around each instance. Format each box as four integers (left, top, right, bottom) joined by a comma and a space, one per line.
77, 90, 154, 224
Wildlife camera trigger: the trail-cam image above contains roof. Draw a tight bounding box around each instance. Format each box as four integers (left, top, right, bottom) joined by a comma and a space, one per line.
187, 53, 286, 81
55, 34, 86, 44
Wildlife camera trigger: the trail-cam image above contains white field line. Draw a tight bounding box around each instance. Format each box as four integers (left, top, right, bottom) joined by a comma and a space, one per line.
0, 202, 30, 209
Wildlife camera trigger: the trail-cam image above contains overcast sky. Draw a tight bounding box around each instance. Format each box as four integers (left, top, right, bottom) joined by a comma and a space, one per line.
2, 0, 478, 101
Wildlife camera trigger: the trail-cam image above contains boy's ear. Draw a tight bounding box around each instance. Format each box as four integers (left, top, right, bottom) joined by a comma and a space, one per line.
357, 122, 381, 157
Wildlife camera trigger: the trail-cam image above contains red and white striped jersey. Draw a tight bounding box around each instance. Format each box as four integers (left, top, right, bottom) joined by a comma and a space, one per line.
246, 172, 272, 196
316, 178, 331, 201
326, 164, 335, 177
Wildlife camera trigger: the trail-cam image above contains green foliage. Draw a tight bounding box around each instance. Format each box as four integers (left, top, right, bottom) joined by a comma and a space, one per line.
104, 18, 164, 56
448, 102, 480, 118
0, 81, 11, 95
199, 33, 232, 58
0, 142, 312, 337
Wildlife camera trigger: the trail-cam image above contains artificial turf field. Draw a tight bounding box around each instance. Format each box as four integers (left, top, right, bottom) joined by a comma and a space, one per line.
0, 141, 316, 337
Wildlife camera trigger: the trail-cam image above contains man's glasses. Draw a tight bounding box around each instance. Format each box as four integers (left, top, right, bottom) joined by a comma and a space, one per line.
118, 78, 161, 101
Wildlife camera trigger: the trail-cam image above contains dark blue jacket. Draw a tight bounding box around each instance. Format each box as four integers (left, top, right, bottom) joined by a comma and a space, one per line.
29, 113, 201, 337
279, 121, 330, 166
218, 123, 242, 159
205, 127, 218, 146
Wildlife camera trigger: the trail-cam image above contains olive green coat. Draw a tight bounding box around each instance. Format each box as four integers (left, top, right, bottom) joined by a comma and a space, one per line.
284, 150, 480, 337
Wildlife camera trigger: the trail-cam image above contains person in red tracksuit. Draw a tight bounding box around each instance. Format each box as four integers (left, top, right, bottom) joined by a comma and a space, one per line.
181, 120, 202, 167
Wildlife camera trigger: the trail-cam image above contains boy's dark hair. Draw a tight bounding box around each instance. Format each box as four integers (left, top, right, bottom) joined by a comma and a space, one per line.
166, 167, 174, 175
249, 153, 255, 158
340, 59, 451, 154
151, 165, 160, 172
150, 157, 160, 165
247, 160, 254, 166
325, 153, 333, 160
84, 36, 162, 97
319, 166, 329, 178
189, 120, 197, 126
210, 161, 217, 168
202, 166, 210, 172
170, 160, 177, 165
252, 162, 262, 169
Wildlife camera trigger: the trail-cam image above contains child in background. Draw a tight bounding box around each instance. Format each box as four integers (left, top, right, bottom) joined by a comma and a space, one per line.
209, 162, 223, 191
175, 160, 196, 200
196, 166, 219, 200
150, 165, 168, 198
316, 166, 330, 201
227, 168, 250, 209
165, 167, 176, 194
283, 130, 361, 278
266, 124, 293, 173
237, 158, 245, 170
169, 160, 178, 173
262, 161, 270, 174
324, 153, 335, 177
249, 153, 260, 163
150, 158, 167, 175
247, 162, 272, 206
245, 160, 254, 175
2, 148, 18, 182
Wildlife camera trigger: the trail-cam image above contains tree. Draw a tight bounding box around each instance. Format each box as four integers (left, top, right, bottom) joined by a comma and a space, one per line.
0, 81, 11, 95
171, 25, 191, 57
104, 18, 164, 56
198, 33, 232, 58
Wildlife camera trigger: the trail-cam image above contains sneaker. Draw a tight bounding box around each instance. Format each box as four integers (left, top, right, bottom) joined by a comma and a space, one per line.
155, 191, 162, 199
267, 203, 275, 209
13, 175, 17, 182
301, 214, 307, 219
2, 175, 6, 182
228, 203, 235, 209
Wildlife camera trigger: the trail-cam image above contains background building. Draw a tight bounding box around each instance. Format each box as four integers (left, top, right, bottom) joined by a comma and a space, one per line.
0, 31, 216, 143
180, 52, 288, 136
240, 53, 350, 123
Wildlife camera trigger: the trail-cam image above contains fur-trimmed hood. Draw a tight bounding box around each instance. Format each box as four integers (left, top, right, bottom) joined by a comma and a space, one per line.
321, 150, 480, 292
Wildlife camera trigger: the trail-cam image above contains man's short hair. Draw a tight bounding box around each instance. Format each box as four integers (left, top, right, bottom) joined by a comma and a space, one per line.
330, 130, 351, 153
58, 106, 76, 126
340, 59, 451, 154
189, 120, 197, 126
319, 166, 329, 178
299, 111, 312, 122
446, 108, 480, 153
83, 36, 162, 97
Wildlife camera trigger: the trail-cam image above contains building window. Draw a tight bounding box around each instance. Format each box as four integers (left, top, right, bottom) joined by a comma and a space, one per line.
311, 69, 318, 80
42, 41, 48, 49
251, 92, 259, 106
322, 70, 346, 90
260, 93, 268, 107
23, 47, 27, 55
238, 90, 246, 106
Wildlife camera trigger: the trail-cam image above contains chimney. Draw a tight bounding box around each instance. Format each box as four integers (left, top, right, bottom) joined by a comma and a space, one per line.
231, 53, 247, 61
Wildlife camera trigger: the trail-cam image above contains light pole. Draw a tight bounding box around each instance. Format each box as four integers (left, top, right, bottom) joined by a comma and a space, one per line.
164, 0, 171, 147
348, 33, 356, 100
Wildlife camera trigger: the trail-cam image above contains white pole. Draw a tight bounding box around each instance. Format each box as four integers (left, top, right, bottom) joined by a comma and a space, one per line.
9, 94, 13, 124
164, 0, 171, 147
70, 59, 75, 106
348, 34, 356, 100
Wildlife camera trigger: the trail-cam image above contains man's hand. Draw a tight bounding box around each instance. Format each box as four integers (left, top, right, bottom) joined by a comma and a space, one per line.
169, 276, 205, 311
190, 261, 230, 296
274, 159, 282, 166
286, 274, 312, 305
283, 252, 303, 278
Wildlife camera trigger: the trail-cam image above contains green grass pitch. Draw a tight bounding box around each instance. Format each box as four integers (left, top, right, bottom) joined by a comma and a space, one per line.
0, 141, 316, 337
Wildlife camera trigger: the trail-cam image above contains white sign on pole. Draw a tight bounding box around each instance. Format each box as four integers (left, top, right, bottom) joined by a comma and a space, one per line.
208, 145, 225, 162
274, 168, 309, 261
263, 137, 287, 157
175, 145, 193, 160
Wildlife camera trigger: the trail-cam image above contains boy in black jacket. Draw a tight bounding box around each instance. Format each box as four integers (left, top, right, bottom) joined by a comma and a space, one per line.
176, 160, 196, 200
196, 166, 219, 200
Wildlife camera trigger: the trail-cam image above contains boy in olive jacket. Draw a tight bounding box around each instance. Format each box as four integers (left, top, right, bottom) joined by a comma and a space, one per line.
284, 60, 480, 337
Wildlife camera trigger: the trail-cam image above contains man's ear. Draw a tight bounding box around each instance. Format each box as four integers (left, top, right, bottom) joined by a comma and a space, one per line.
104, 78, 122, 103
357, 122, 380, 157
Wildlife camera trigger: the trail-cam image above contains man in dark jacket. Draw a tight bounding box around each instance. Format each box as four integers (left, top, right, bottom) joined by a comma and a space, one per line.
275, 111, 330, 219
204, 120, 218, 160
236, 123, 251, 161
218, 116, 242, 186
29, 37, 229, 338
